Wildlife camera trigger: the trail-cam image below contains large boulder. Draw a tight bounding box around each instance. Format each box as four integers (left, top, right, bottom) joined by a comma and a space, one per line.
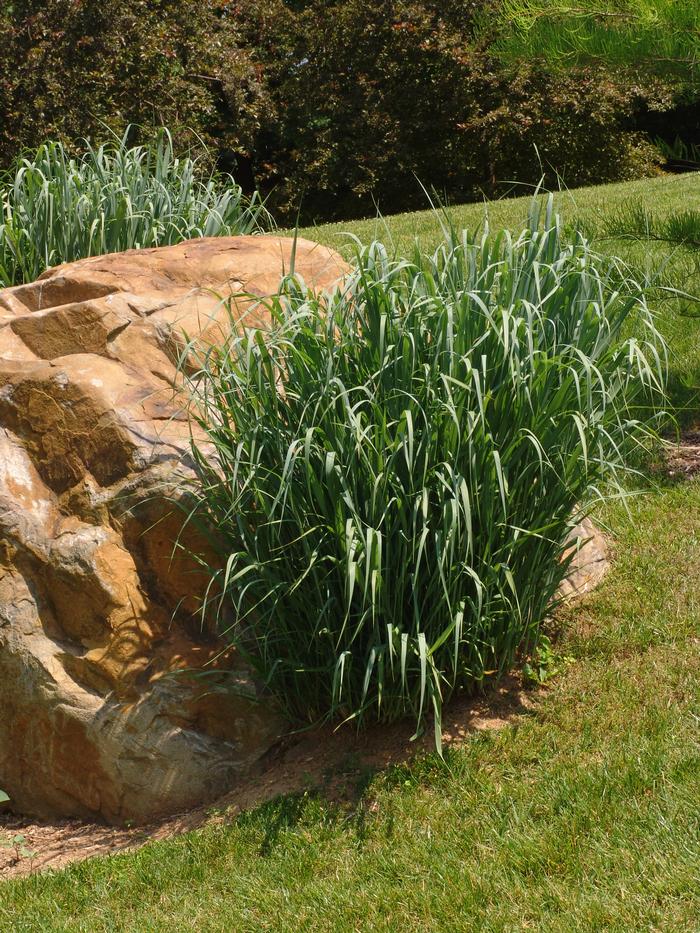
0, 236, 348, 824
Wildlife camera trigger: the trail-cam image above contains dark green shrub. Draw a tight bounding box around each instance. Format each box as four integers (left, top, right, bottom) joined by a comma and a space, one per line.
237, 0, 663, 223
0, 0, 682, 225
0, 0, 267, 167
183, 202, 666, 743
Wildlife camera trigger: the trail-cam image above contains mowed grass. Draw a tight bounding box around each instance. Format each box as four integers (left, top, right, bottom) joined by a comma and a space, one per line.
2, 174, 700, 932
297, 172, 698, 254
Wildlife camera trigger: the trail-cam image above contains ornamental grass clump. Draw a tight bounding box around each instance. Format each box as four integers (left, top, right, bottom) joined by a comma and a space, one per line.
0, 129, 268, 287
604, 199, 700, 249
184, 201, 666, 746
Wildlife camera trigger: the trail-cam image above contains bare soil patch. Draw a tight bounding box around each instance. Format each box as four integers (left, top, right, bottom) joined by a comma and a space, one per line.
664, 430, 700, 478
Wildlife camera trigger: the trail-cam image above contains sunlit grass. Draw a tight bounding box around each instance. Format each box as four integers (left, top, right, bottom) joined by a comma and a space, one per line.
3, 477, 699, 931
0, 129, 268, 287
183, 198, 665, 744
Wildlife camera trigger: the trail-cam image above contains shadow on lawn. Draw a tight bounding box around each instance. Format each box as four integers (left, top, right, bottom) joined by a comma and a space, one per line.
0, 673, 537, 879
222, 673, 538, 855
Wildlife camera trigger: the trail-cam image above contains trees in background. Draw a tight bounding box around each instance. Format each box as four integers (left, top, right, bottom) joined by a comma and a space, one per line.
0, 1, 266, 164
0, 0, 695, 224
238, 0, 663, 221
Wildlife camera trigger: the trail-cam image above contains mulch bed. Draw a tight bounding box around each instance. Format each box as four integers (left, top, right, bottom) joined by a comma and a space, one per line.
664, 430, 700, 478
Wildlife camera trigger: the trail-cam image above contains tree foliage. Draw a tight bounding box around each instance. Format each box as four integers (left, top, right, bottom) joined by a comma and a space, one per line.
238, 0, 662, 221
0, 0, 267, 165
0, 0, 692, 224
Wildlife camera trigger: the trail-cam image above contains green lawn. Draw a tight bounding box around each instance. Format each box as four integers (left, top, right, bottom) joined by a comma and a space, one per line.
298, 172, 698, 253
3, 173, 700, 932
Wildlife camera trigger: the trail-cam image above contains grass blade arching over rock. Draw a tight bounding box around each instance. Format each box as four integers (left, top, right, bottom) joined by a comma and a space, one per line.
183, 200, 666, 747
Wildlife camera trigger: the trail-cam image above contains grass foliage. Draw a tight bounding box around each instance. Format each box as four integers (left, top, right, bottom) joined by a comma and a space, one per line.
486, 0, 700, 79
0, 130, 267, 287
184, 200, 666, 744
655, 137, 700, 169
603, 199, 700, 249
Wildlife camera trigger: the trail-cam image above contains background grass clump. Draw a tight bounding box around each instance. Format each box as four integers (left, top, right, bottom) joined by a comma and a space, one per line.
602, 199, 700, 249
184, 200, 666, 743
0, 130, 268, 287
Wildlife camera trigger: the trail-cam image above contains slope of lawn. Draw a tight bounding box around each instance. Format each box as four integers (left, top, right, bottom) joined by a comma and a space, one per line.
2, 173, 700, 932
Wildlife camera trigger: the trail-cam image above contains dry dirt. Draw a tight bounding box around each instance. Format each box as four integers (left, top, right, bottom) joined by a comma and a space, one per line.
663, 429, 700, 478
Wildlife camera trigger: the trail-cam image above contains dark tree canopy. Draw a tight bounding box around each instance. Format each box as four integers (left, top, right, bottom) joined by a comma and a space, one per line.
0, 0, 695, 223
235, 0, 664, 221
0, 1, 267, 163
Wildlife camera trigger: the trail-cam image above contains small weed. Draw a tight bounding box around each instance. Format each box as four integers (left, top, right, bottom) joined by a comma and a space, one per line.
0, 834, 36, 863
603, 199, 700, 249
522, 635, 575, 686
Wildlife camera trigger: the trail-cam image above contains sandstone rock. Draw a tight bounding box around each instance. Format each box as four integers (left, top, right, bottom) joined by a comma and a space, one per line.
0, 236, 348, 824
560, 516, 609, 601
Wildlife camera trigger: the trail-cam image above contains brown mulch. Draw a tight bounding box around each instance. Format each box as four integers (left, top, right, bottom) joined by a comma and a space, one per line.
663, 430, 700, 478
0, 675, 535, 881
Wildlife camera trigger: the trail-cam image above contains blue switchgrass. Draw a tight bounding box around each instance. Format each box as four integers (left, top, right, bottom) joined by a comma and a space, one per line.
182, 199, 666, 747
0, 129, 268, 287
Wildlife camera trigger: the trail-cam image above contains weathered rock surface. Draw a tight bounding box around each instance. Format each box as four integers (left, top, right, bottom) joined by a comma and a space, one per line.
0, 236, 348, 824
560, 516, 609, 601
